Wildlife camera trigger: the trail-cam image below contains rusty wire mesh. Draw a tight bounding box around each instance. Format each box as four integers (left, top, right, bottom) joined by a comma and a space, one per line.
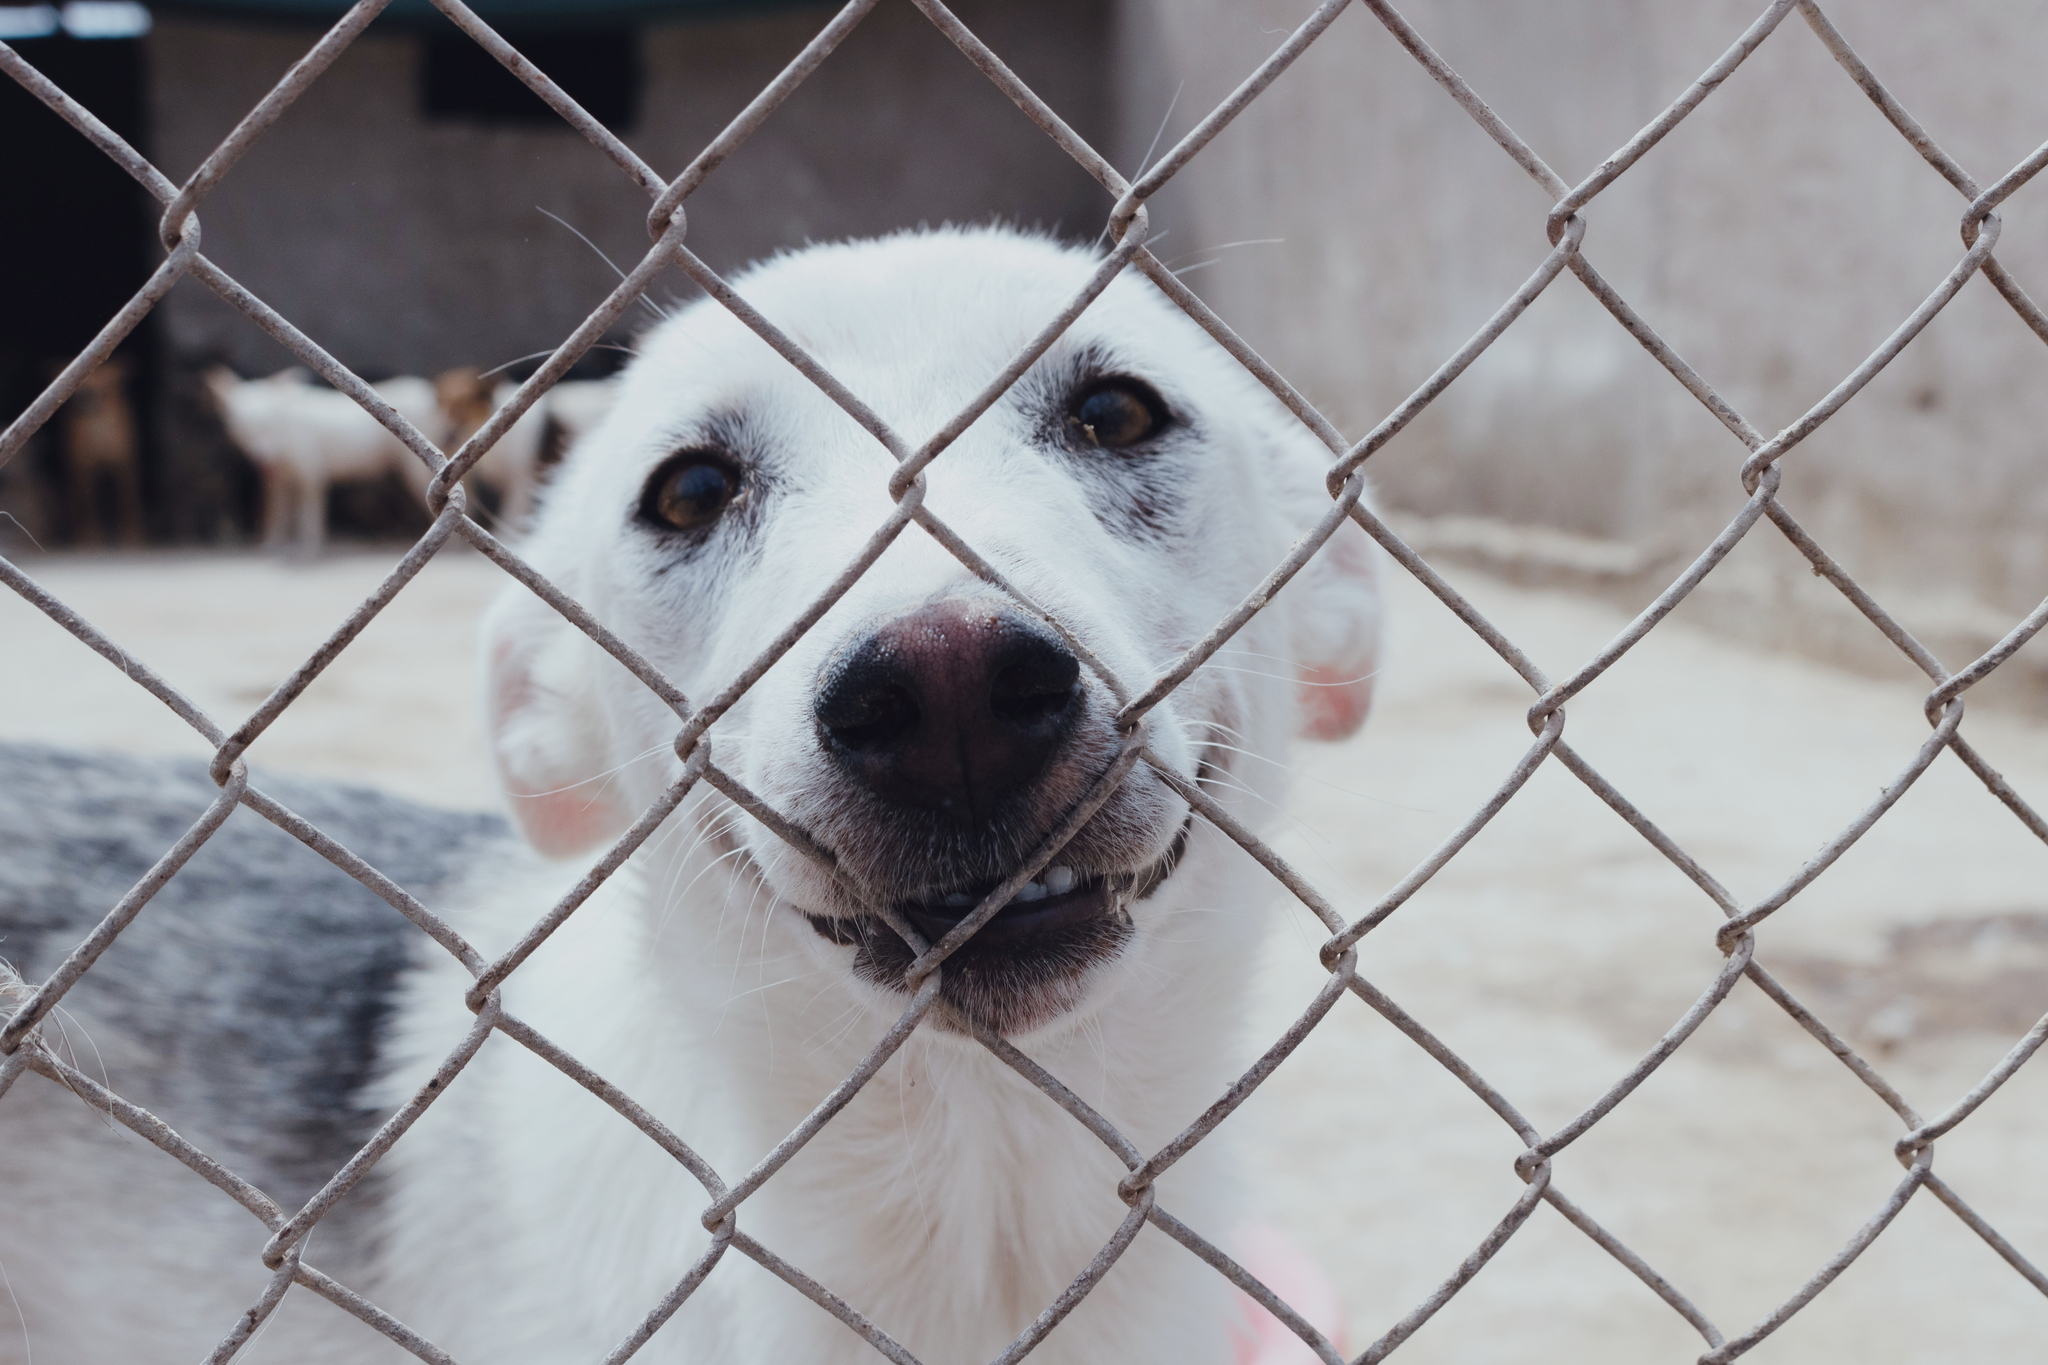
4, 0, 2048, 1360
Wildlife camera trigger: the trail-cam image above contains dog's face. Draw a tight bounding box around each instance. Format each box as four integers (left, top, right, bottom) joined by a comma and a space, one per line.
483, 229, 1379, 1035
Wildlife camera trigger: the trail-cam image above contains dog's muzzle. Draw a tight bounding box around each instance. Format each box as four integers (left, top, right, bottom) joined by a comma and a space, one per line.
807, 596, 1119, 941
797, 594, 1188, 1030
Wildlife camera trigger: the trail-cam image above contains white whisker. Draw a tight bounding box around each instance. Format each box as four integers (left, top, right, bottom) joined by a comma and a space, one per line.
537, 207, 671, 323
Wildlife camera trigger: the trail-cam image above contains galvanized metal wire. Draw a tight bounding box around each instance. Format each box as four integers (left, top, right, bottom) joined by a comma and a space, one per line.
5, 0, 2048, 1360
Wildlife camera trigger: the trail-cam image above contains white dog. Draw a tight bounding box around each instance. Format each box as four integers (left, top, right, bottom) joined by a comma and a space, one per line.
0, 228, 1379, 1365
375, 226, 1382, 1363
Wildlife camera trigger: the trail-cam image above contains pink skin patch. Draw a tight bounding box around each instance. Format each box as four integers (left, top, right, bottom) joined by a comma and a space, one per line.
1295, 663, 1374, 742
488, 632, 627, 857
504, 780, 626, 859
1229, 1224, 1348, 1365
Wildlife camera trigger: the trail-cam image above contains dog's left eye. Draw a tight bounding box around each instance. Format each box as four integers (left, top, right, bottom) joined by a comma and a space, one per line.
1067, 379, 1166, 449
642, 453, 742, 532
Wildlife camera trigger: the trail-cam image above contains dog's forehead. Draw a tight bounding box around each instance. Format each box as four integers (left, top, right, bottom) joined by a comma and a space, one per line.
624, 230, 1202, 438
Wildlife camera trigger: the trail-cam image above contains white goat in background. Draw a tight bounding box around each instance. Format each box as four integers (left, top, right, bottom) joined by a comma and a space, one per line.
205, 367, 441, 557
209, 365, 620, 553
539, 376, 617, 447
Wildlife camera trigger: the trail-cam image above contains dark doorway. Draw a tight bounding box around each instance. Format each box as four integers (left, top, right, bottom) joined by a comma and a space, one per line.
0, 31, 157, 547
420, 26, 641, 131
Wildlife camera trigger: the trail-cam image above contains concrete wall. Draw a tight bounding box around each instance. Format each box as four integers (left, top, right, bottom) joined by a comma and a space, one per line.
149, 0, 1114, 380
1114, 0, 2048, 692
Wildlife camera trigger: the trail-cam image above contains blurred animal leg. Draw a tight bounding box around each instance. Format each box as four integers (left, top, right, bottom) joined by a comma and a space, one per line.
296, 471, 327, 557
259, 463, 293, 550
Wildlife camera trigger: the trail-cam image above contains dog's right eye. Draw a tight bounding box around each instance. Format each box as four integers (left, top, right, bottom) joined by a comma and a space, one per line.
1066, 378, 1167, 449
642, 453, 742, 532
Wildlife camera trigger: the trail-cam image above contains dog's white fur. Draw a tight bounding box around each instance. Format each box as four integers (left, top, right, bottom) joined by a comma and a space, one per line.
370, 228, 1380, 1363
1, 228, 1379, 1365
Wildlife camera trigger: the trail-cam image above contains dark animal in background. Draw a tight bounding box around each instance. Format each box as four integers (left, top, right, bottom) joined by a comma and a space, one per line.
435, 366, 617, 532
59, 355, 144, 548
433, 365, 550, 530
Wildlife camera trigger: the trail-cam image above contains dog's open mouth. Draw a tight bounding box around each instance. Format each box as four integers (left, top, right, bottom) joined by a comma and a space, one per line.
809, 818, 1189, 952
801, 819, 1191, 1034
898, 844, 1176, 948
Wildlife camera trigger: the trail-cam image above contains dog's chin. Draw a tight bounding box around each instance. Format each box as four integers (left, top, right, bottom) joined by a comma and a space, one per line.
802, 819, 1190, 1037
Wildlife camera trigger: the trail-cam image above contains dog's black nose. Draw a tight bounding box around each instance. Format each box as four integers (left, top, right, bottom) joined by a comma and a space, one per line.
815, 599, 1081, 826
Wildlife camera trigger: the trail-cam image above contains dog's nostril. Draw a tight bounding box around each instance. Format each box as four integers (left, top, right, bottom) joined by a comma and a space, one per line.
989, 644, 1079, 725
817, 678, 920, 753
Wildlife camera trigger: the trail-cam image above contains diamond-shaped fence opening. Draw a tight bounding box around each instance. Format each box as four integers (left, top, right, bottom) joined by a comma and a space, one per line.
3, 0, 2048, 1360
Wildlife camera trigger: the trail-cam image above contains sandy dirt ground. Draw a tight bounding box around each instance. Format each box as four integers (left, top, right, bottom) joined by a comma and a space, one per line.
4, 544, 2046, 1362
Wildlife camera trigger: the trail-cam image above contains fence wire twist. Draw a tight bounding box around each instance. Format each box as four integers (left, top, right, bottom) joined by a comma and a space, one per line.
4, 0, 2048, 1360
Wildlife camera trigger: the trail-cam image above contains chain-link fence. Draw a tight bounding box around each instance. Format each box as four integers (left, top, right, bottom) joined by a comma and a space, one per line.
3, 0, 2047, 1360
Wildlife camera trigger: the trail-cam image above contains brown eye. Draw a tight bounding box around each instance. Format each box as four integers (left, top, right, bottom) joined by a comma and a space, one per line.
644, 454, 741, 531
1068, 379, 1166, 449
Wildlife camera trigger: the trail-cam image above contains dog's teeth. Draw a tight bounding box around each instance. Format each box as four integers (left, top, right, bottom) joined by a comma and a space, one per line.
1015, 880, 1048, 903
1044, 866, 1077, 895
943, 892, 974, 909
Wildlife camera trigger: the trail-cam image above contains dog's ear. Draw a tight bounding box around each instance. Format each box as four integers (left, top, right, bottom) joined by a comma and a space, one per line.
481, 585, 633, 857
1264, 423, 1384, 742
1289, 517, 1383, 740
